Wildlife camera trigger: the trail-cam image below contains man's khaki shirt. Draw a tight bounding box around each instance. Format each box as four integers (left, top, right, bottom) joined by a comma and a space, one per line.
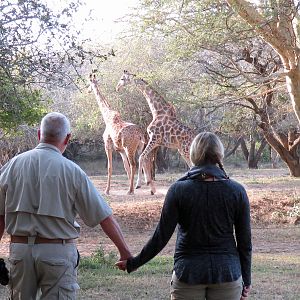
0, 143, 112, 239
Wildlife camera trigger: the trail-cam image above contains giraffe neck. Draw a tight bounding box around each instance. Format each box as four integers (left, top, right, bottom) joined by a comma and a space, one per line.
91, 83, 117, 125
133, 78, 176, 118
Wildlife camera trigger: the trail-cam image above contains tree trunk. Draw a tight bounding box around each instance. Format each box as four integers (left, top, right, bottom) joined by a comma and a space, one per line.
260, 123, 300, 177
280, 151, 300, 176
287, 162, 300, 177
224, 136, 242, 158
240, 137, 249, 161
246, 138, 267, 169
270, 146, 280, 168
286, 67, 300, 124
155, 147, 168, 173
248, 138, 257, 168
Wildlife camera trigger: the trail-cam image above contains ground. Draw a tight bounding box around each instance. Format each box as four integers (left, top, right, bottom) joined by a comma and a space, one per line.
0, 166, 299, 299
0, 167, 299, 256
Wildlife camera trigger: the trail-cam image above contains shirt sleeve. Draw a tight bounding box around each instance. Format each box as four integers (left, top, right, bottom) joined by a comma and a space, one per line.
0, 164, 9, 215
0, 186, 5, 215
75, 173, 112, 227
235, 187, 252, 286
127, 183, 179, 273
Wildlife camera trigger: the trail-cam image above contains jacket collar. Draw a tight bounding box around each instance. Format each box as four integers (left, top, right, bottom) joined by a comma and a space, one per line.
178, 164, 228, 181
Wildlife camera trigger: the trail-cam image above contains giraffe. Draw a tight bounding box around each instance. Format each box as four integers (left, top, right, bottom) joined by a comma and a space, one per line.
88, 73, 149, 195
116, 70, 196, 195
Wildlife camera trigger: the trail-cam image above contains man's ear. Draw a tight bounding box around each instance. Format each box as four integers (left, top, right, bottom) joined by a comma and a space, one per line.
64, 133, 71, 145
38, 129, 41, 141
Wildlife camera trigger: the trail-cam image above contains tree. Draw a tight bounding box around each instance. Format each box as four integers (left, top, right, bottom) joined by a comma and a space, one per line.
240, 134, 268, 169
0, 72, 46, 132
0, 0, 108, 87
127, 0, 300, 175
0, 0, 109, 132
226, 0, 300, 124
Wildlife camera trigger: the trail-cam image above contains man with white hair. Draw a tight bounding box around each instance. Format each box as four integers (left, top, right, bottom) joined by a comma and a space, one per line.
0, 112, 132, 299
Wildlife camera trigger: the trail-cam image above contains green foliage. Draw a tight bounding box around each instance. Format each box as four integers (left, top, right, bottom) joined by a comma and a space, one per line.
0, 0, 111, 92
80, 248, 118, 270
0, 74, 47, 132
134, 256, 172, 275
0, 0, 110, 133
219, 107, 249, 133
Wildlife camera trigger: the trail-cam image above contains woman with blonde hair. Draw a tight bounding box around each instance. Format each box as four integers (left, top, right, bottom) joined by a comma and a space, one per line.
117, 132, 252, 300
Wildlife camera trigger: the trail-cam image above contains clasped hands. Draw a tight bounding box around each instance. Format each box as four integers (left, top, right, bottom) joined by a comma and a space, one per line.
115, 259, 128, 272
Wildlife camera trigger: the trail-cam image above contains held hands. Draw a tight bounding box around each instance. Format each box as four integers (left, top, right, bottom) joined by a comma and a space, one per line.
115, 259, 127, 271
115, 258, 137, 273
240, 285, 251, 300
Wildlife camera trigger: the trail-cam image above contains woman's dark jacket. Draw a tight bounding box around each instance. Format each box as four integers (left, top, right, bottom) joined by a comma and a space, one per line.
127, 165, 252, 286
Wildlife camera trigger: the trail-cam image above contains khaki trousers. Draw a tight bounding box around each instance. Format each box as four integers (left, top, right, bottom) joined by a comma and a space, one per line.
170, 272, 243, 300
9, 242, 79, 300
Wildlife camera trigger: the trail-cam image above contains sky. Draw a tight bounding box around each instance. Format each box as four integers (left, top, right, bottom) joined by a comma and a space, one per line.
75, 0, 138, 43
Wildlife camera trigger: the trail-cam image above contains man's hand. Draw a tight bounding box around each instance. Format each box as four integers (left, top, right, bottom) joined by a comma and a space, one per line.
115, 259, 137, 273
115, 260, 127, 271
240, 285, 251, 300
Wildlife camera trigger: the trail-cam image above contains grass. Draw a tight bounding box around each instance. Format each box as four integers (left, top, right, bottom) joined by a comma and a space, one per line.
78, 252, 172, 300
251, 254, 300, 300
77, 250, 300, 300
1, 167, 299, 299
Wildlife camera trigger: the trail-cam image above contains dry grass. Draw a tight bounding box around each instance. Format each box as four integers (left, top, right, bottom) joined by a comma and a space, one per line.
0, 166, 299, 299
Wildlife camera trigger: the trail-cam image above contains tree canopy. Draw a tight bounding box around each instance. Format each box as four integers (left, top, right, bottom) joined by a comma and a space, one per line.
0, 0, 109, 132
226, 0, 300, 123
120, 0, 300, 175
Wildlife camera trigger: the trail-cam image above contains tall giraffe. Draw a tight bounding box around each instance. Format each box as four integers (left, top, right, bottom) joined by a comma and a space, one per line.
88, 74, 149, 195
116, 70, 196, 194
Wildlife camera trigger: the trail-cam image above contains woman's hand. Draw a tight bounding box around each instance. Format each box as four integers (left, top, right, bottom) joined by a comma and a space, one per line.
240, 285, 251, 299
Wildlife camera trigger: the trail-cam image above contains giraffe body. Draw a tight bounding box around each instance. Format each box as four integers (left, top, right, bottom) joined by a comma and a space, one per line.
116, 71, 196, 194
89, 74, 146, 195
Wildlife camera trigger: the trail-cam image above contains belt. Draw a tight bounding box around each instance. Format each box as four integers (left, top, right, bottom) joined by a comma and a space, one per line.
10, 235, 76, 244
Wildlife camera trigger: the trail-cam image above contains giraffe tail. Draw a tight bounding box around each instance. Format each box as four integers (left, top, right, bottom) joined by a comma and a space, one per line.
137, 133, 146, 155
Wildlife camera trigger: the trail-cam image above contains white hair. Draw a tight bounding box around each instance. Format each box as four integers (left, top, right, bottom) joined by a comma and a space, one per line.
40, 112, 70, 142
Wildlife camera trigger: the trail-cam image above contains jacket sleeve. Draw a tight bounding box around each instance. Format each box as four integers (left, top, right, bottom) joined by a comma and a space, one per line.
127, 183, 179, 273
235, 187, 252, 286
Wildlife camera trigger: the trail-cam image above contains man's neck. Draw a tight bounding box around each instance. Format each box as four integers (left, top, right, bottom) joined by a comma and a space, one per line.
40, 140, 64, 154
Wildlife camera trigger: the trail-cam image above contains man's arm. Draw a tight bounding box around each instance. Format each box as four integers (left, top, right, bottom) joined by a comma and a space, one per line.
116, 183, 179, 273
0, 215, 4, 240
100, 215, 132, 260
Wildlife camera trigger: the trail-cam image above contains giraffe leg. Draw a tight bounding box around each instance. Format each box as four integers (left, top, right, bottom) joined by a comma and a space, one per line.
135, 140, 145, 189
119, 150, 130, 179
124, 148, 136, 195
138, 142, 158, 195
136, 156, 151, 189
135, 158, 143, 189
104, 146, 113, 195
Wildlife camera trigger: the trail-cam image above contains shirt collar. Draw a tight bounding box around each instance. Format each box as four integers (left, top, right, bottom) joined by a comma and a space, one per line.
35, 143, 61, 154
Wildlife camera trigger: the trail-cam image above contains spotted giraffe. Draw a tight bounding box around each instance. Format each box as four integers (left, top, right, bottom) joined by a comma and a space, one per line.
116, 70, 196, 194
88, 74, 151, 195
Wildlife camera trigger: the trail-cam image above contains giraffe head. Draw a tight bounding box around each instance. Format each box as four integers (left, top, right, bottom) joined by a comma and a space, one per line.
116, 70, 135, 92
